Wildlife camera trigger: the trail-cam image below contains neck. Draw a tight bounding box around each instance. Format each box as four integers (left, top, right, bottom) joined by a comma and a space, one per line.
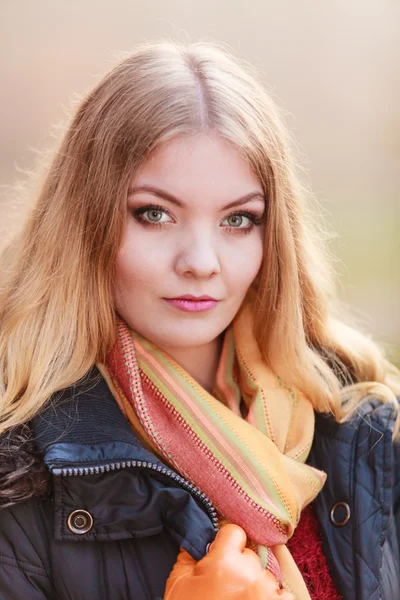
159, 335, 224, 393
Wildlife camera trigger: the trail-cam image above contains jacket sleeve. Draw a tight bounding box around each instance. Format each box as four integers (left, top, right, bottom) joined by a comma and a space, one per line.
393, 421, 400, 545
0, 501, 55, 600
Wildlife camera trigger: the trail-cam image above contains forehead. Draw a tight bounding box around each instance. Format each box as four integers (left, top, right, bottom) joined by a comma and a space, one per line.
131, 134, 263, 202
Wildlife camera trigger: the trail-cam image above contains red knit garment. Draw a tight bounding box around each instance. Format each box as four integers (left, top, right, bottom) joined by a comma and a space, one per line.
286, 504, 342, 600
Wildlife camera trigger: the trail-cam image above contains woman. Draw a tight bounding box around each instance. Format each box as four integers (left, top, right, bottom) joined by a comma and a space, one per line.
0, 40, 399, 600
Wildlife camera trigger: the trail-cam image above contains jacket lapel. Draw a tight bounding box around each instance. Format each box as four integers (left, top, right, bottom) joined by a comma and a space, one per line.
31, 368, 217, 559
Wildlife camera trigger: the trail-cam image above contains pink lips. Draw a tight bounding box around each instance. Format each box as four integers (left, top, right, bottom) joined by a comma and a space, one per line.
163, 295, 219, 313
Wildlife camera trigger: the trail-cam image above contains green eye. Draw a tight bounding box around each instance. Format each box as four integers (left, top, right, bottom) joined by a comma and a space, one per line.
146, 209, 163, 222
133, 204, 174, 226
228, 215, 243, 227
224, 214, 251, 228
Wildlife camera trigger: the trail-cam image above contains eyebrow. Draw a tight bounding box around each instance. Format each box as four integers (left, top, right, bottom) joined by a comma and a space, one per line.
127, 184, 265, 210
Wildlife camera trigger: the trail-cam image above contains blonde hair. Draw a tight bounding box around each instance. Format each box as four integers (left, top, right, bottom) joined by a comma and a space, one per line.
1, 40, 399, 435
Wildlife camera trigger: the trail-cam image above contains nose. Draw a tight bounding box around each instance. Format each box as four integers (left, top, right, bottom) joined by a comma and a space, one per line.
174, 230, 221, 278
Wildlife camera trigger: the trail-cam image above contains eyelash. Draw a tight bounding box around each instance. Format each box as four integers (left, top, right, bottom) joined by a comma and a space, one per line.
132, 204, 263, 234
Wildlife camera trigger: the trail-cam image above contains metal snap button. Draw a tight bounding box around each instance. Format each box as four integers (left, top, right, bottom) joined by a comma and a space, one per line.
330, 502, 351, 527
67, 509, 94, 534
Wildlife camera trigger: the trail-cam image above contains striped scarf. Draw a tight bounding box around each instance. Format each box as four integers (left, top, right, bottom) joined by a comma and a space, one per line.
103, 298, 326, 599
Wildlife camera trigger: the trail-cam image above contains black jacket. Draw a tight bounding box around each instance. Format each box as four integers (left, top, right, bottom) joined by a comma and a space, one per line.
0, 368, 399, 600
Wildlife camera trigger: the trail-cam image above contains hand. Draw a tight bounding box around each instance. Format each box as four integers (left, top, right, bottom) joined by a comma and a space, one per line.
164, 524, 294, 600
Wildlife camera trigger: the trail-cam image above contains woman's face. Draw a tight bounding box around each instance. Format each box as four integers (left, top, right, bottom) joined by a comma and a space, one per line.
114, 133, 265, 352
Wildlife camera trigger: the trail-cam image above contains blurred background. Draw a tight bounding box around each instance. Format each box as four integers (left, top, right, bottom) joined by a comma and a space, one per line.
0, 0, 399, 363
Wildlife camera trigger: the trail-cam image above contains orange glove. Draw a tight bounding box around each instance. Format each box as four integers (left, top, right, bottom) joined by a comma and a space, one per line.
164, 524, 294, 600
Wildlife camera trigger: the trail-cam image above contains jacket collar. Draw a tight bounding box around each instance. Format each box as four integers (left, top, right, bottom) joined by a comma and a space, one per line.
32, 367, 157, 470
31, 367, 217, 558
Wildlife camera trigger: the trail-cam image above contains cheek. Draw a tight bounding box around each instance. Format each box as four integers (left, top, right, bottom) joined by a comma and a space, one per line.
114, 235, 165, 293
223, 235, 264, 289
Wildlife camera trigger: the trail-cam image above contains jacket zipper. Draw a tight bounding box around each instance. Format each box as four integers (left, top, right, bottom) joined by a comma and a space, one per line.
52, 461, 219, 532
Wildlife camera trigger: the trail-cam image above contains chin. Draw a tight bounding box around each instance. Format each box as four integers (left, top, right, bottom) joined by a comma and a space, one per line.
151, 326, 223, 350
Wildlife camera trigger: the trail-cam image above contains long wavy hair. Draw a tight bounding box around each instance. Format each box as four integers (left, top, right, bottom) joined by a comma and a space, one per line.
1, 40, 399, 439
